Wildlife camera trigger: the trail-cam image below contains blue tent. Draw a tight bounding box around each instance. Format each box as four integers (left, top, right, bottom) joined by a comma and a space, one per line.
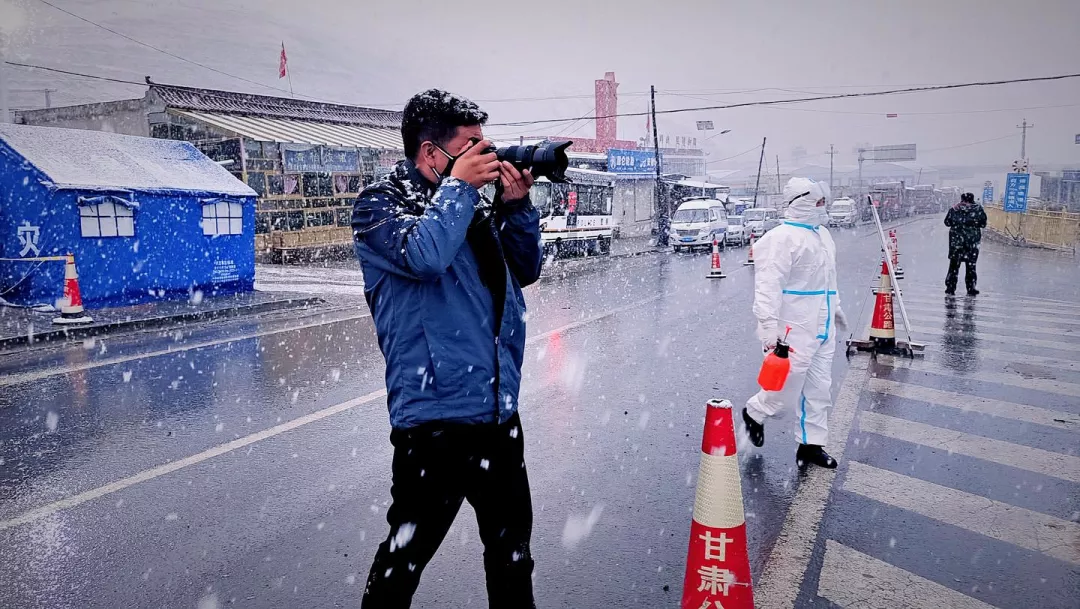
0, 123, 257, 308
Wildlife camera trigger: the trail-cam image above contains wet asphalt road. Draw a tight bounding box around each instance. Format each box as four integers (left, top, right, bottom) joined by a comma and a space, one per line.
0, 214, 1076, 609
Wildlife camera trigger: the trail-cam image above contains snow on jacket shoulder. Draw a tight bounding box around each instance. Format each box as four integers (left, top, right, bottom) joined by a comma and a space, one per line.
351, 161, 543, 429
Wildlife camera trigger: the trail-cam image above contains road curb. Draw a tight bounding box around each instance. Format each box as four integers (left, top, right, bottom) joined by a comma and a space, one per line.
0, 296, 325, 352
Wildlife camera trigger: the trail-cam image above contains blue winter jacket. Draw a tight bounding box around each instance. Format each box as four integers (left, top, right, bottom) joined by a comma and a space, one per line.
351, 161, 544, 429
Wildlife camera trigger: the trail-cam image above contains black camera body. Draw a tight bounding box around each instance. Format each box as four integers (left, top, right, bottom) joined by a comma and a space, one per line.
483, 140, 573, 183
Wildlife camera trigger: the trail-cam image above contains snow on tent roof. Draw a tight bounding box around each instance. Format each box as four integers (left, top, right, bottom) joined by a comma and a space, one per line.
0, 123, 256, 197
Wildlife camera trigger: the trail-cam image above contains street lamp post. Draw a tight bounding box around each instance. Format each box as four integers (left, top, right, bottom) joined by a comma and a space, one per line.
698, 126, 731, 197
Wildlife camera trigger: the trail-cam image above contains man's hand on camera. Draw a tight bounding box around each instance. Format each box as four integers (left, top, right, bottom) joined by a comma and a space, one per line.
498, 161, 534, 203
450, 140, 500, 190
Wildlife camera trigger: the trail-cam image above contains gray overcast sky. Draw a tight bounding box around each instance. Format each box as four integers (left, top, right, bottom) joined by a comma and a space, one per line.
2, 0, 1078, 169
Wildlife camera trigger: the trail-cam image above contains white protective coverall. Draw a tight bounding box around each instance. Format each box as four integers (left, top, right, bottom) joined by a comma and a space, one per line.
745, 177, 847, 446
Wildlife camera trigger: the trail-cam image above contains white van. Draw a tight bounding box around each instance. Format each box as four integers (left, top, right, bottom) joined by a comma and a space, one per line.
744, 207, 780, 238
670, 199, 729, 252
827, 198, 857, 228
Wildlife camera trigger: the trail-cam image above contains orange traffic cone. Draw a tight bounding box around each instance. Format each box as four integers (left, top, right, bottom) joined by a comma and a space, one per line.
743, 235, 755, 266
53, 254, 93, 325
868, 259, 896, 350
706, 239, 726, 279
681, 399, 754, 609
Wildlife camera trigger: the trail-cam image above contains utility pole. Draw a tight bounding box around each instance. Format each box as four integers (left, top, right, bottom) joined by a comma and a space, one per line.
775, 155, 781, 195
826, 144, 837, 197
0, 45, 9, 124
651, 85, 667, 246
1017, 118, 1033, 160
857, 147, 866, 201
752, 137, 767, 207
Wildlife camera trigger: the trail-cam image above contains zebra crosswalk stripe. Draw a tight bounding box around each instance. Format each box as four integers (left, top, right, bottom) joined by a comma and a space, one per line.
843, 461, 1080, 565
903, 304, 1080, 327
857, 410, 1080, 484
905, 313, 1080, 338
869, 371, 1080, 419
910, 325, 1080, 353
818, 539, 996, 609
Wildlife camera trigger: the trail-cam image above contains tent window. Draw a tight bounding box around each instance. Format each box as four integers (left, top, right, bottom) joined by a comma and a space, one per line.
80, 202, 135, 238
203, 201, 244, 236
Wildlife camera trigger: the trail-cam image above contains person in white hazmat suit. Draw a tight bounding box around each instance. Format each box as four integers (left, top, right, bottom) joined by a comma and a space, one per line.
741, 177, 847, 469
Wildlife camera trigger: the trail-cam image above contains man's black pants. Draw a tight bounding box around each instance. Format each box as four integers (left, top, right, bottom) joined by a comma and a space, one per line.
362, 412, 535, 609
945, 256, 977, 293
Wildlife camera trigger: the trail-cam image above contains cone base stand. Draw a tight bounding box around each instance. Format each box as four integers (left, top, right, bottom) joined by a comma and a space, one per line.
846, 337, 924, 358
53, 314, 94, 325
742, 261, 754, 266
706, 270, 727, 279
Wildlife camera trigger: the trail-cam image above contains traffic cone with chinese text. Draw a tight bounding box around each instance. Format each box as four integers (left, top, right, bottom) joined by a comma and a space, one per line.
681, 399, 754, 609
868, 260, 896, 350
706, 239, 726, 279
53, 255, 93, 325
743, 235, 755, 266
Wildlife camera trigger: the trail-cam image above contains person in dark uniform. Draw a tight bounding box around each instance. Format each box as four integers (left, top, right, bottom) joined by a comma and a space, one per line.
943, 192, 987, 296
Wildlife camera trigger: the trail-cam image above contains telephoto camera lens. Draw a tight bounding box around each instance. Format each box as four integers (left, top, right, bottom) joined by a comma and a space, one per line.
486, 140, 573, 183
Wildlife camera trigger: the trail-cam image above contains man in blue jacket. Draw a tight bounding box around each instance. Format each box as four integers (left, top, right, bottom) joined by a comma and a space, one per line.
352, 89, 543, 608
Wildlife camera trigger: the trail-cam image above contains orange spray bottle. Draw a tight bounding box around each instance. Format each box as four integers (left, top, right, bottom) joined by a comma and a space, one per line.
757, 326, 793, 391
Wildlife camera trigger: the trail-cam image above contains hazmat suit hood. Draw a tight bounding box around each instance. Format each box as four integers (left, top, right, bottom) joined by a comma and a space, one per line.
783, 177, 829, 226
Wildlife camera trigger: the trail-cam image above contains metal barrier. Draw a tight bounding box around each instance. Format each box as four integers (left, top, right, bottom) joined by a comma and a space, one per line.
985, 204, 1080, 252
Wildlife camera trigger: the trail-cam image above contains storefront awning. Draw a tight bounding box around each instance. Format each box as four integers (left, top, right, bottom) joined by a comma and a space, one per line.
172, 110, 404, 150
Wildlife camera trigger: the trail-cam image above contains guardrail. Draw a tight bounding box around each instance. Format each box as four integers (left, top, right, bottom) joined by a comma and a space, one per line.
985, 204, 1080, 252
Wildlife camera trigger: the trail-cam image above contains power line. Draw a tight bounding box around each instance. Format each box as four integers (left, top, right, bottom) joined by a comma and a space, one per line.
706, 144, 764, 166
489, 72, 1080, 127
920, 133, 1017, 154
4, 61, 147, 86
32, 0, 313, 100
663, 90, 1080, 117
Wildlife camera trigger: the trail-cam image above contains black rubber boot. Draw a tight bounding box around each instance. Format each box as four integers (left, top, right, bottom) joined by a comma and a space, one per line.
967, 289, 980, 296
742, 408, 764, 447
945, 287, 955, 296
796, 444, 837, 469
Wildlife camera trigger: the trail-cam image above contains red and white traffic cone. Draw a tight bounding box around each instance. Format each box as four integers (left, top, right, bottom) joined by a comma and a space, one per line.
868, 259, 896, 350
53, 254, 93, 325
681, 399, 754, 609
706, 239, 726, 279
743, 235, 755, 266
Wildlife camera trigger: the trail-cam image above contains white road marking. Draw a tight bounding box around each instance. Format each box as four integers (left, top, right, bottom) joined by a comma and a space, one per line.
818, 539, 996, 609
867, 376, 1080, 428
0, 295, 661, 531
0, 388, 387, 532
910, 325, 1080, 353
922, 344, 1080, 374
753, 357, 870, 608
0, 311, 372, 388
896, 287, 1080, 310
904, 304, 1080, 328
858, 410, 1080, 483
902, 296, 1080, 318
844, 461, 1080, 565
905, 312, 1080, 337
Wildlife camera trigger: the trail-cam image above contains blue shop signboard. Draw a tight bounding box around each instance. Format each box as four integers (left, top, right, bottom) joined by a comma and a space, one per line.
607, 148, 658, 174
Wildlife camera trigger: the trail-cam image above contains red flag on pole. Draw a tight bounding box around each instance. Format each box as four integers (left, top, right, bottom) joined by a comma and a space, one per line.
279, 42, 288, 79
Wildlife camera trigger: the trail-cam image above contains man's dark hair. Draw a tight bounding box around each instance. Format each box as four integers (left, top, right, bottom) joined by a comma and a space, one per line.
401, 89, 489, 159
961, 192, 975, 204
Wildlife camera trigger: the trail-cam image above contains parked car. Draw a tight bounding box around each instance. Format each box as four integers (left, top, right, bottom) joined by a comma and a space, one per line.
725, 215, 750, 246
670, 199, 729, 252
827, 198, 858, 228
743, 207, 780, 238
